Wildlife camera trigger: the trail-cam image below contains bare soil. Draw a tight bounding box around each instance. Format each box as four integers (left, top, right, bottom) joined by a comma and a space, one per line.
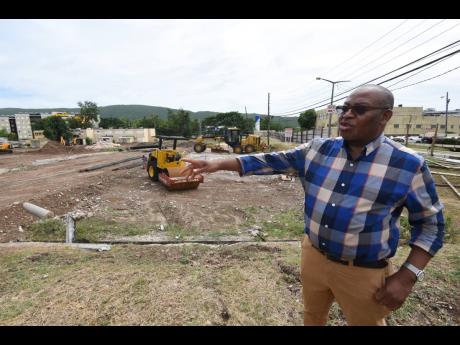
0, 142, 304, 243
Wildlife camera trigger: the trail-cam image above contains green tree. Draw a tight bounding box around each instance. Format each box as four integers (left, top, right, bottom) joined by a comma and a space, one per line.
77, 101, 99, 128
0, 128, 9, 137
67, 117, 83, 129
298, 109, 317, 130
201, 112, 255, 133
138, 114, 162, 129
164, 109, 192, 137
99, 117, 125, 129
260, 116, 283, 131
41, 116, 71, 141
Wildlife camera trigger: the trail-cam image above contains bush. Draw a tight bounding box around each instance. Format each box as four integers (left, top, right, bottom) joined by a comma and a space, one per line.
85, 137, 93, 145
7, 132, 18, 141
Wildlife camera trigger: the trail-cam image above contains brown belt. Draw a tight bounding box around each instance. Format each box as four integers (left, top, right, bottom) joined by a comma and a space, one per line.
313, 246, 388, 269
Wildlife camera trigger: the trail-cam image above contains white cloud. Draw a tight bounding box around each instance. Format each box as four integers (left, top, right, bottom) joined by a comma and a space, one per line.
0, 19, 459, 114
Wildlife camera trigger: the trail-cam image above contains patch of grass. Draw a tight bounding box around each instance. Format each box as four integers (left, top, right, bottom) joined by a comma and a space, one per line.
446, 254, 460, 283
1, 242, 458, 325
165, 224, 197, 239
75, 217, 151, 242
261, 209, 304, 239
26, 218, 66, 242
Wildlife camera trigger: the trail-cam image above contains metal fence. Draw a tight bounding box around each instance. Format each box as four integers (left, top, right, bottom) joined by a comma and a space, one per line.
262, 128, 329, 144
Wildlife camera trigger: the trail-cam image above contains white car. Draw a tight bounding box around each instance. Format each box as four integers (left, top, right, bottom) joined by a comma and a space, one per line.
390, 136, 405, 143
407, 136, 422, 143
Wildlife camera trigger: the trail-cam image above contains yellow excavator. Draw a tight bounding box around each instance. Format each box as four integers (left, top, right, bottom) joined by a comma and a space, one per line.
193, 127, 268, 154
0, 142, 13, 154
147, 135, 203, 191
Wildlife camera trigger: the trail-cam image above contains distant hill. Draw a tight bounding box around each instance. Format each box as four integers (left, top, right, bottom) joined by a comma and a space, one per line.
0, 105, 300, 128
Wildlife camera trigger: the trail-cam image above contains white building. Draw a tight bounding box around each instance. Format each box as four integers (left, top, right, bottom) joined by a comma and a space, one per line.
14, 114, 33, 139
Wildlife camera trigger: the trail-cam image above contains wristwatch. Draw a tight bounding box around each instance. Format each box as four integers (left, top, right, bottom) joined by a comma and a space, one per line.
402, 262, 425, 281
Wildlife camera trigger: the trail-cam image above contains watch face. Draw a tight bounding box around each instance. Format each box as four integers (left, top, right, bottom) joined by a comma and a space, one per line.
417, 271, 425, 281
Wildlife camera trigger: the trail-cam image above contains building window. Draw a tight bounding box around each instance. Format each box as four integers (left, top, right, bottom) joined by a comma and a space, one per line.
451, 125, 454, 129
394, 124, 399, 128
431, 125, 437, 129
440, 125, 446, 129
416, 124, 422, 128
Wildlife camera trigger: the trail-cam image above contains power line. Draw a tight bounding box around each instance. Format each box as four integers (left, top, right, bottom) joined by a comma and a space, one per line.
272, 20, 411, 105
273, 41, 460, 115
322, 20, 410, 77
338, 20, 459, 85
389, 65, 460, 91
386, 54, 457, 88
273, 20, 452, 114
275, 48, 460, 116
333, 19, 446, 82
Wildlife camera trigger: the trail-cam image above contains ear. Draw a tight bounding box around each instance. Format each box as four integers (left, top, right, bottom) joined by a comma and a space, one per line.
380, 109, 393, 125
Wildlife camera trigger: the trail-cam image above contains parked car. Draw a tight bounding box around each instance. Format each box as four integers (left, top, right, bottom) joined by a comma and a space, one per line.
407, 136, 422, 143
421, 137, 433, 144
390, 136, 405, 143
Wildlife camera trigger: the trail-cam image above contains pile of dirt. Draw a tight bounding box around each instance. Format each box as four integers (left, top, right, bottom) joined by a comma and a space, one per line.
36, 141, 88, 155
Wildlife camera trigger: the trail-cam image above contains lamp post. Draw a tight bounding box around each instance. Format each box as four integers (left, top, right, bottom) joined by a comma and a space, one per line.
441, 92, 450, 138
316, 77, 350, 137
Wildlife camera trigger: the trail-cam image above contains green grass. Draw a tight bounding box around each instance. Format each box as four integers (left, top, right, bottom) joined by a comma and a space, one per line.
75, 217, 151, 242
26, 219, 66, 242
261, 209, 304, 239
25, 217, 153, 243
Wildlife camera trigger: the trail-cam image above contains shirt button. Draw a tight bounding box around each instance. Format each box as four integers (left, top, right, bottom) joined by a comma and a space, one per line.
332, 203, 336, 207
325, 224, 328, 228
350, 163, 354, 167
341, 183, 345, 187
322, 242, 326, 246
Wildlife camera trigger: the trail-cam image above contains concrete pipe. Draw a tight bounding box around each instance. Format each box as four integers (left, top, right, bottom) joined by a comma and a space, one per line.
22, 202, 54, 219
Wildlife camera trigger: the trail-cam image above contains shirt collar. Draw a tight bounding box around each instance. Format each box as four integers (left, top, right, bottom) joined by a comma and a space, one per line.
341, 133, 385, 157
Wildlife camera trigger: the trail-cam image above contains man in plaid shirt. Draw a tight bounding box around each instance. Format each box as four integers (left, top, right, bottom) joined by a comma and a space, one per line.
182, 85, 445, 325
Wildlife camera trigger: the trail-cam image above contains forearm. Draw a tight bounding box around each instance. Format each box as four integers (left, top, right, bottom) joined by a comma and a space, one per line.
215, 158, 242, 174
398, 245, 432, 283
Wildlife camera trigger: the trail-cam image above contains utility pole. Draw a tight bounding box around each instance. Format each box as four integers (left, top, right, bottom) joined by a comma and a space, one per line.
316, 77, 350, 138
267, 93, 270, 146
442, 92, 450, 137
245, 106, 248, 120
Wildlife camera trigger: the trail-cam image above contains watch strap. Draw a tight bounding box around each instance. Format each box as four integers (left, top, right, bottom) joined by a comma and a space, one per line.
403, 262, 423, 280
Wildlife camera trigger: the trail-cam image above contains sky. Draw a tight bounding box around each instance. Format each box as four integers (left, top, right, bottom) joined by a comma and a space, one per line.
0, 19, 459, 116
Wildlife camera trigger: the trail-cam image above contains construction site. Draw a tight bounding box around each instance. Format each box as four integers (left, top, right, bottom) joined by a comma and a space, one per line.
0, 134, 459, 326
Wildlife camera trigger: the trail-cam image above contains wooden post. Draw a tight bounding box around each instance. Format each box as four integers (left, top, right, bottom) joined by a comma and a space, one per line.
405, 124, 410, 146
430, 124, 438, 157
440, 175, 460, 199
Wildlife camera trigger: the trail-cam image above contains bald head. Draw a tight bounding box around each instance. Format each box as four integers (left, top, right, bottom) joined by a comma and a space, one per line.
350, 85, 394, 109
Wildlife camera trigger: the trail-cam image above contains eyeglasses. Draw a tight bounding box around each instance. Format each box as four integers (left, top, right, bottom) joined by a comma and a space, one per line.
336, 105, 390, 116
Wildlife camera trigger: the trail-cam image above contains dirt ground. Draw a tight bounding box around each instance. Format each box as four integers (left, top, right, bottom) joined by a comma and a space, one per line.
0, 140, 304, 243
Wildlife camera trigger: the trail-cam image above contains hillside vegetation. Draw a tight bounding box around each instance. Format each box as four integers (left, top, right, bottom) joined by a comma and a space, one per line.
0, 105, 300, 128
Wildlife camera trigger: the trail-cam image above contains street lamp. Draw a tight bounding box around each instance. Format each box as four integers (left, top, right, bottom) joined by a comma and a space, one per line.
441, 92, 450, 137
316, 77, 350, 137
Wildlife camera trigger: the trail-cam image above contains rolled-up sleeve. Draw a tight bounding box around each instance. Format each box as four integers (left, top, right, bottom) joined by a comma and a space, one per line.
237, 142, 312, 177
405, 161, 445, 256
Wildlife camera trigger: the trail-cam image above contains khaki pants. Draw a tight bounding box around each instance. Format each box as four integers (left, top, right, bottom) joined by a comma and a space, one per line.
300, 235, 396, 326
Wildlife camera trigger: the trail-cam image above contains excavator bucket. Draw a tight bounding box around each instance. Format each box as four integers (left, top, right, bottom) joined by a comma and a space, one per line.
159, 167, 204, 191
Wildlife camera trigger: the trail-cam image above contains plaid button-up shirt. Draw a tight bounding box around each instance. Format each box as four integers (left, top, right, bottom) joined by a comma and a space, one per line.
237, 134, 445, 261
